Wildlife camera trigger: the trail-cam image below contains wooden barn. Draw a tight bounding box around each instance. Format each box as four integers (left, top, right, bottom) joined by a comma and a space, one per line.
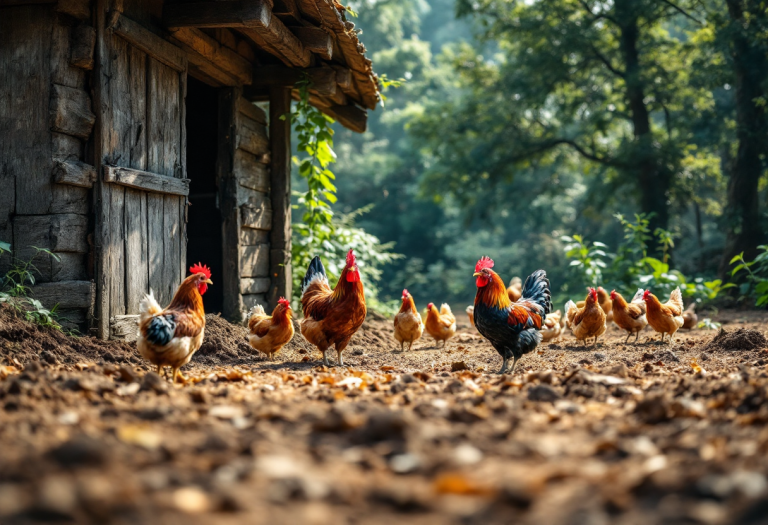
0, 0, 379, 339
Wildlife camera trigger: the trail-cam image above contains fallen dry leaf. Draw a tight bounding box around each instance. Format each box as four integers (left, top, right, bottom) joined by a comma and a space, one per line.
433, 473, 495, 496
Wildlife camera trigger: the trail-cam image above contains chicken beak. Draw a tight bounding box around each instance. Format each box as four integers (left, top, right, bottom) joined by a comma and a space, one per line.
204, 279, 213, 285
473, 272, 482, 277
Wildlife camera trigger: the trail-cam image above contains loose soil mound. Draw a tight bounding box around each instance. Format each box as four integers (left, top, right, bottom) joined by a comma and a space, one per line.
0, 306, 138, 366
194, 314, 255, 366
700, 327, 767, 353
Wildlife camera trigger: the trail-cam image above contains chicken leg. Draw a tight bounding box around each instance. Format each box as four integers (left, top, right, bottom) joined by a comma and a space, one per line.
499, 354, 518, 375
336, 349, 346, 367
172, 367, 188, 384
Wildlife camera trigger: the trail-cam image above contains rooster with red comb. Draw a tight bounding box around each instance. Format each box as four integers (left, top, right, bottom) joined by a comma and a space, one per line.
137, 263, 212, 383
300, 249, 366, 366
472, 257, 551, 374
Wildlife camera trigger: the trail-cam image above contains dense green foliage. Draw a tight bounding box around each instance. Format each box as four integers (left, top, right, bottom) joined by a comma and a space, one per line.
293, 0, 768, 310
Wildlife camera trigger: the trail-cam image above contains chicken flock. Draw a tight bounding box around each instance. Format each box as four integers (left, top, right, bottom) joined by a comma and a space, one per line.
137, 253, 700, 382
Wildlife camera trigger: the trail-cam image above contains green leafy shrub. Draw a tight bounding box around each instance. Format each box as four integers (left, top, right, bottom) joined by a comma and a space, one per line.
563, 215, 729, 302
729, 246, 768, 307
560, 235, 609, 287
0, 242, 69, 331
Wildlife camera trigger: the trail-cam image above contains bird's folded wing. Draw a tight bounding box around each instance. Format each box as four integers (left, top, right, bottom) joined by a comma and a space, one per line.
173, 311, 205, 338
507, 304, 542, 329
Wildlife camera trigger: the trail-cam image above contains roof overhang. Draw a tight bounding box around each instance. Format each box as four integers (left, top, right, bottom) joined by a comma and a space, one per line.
163, 0, 378, 132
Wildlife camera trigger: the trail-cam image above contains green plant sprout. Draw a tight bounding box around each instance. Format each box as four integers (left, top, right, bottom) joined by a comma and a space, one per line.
0, 245, 72, 332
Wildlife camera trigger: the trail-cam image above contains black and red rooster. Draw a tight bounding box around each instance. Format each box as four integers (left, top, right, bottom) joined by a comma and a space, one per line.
472, 256, 551, 374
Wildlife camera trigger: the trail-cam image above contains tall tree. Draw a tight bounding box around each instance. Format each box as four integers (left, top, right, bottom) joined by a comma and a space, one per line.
413, 0, 710, 242
712, 0, 768, 275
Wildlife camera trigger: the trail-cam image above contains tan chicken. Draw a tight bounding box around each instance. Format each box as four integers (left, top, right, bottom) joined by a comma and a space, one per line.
507, 277, 522, 302
682, 302, 697, 329
425, 302, 456, 348
642, 288, 684, 343
577, 286, 613, 323
610, 288, 647, 343
540, 310, 563, 342
247, 298, 295, 360
565, 288, 606, 346
466, 305, 475, 327
393, 289, 423, 351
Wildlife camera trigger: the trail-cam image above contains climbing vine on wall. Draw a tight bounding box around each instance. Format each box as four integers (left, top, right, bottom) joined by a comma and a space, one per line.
286, 76, 403, 313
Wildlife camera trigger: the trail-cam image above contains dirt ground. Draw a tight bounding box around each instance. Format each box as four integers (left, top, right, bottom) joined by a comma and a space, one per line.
2, 306, 768, 525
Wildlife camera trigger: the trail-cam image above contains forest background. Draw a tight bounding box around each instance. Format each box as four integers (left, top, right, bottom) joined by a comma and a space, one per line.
290, 0, 768, 313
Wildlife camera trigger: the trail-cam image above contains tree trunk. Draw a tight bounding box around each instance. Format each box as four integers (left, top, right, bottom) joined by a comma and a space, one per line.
616, 3, 670, 241
718, 0, 768, 278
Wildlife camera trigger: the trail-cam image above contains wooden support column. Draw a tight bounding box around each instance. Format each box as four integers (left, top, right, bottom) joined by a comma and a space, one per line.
93, 0, 110, 338
218, 87, 244, 321
268, 86, 292, 308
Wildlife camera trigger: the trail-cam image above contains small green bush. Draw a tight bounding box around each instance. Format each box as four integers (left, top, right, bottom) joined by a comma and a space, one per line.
0, 242, 71, 331
563, 214, 730, 302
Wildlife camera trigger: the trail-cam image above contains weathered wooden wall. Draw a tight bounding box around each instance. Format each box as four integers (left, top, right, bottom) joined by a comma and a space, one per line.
94, 4, 189, 340
0, 4, 96, 329
219, 90, 273, 322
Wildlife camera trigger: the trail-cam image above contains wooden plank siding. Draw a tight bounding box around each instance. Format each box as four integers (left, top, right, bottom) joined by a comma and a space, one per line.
96, 11, 189, 338
0, 6, 94, 322
219, 93, 273, 321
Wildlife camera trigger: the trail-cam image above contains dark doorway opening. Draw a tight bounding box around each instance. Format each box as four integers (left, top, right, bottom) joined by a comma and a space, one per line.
186, 77, 223, 313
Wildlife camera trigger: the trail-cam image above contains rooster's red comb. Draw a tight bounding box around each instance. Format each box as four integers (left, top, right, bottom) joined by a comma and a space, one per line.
190, 262, 211, 279
346, 249, 356, 267
402, 289, 409, 298
475, 256, 494, 273
278, 297, 291, 308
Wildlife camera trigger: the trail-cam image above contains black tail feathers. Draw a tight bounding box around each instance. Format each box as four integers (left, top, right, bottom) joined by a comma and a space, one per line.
521, 269, 551, 315
301, 256, 327, 293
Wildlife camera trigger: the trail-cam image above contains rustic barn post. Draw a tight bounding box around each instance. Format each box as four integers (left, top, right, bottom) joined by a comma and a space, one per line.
218, 87, 244, 321
93, 0, 111, 339
268, 86, 292, 308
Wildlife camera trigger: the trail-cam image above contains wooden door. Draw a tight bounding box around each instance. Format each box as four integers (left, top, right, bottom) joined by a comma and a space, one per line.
94, 12, 189, 339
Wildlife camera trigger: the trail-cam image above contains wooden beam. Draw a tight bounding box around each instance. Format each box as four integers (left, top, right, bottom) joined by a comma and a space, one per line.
164, 0, 270, 29
56, 0, 89, 19
245, 65, 336, 96
218, 88, 245, 322
272, 0, 300, 23
110, 14, 187, 73
267, 86, 292, 308
240, 244, 270, 277
239, 26, 310, 68
110, 315, 139, 341
290, 26, 332, 60
240, 195, 272, 229
240, 277, 271, 294
235, 151, 270, 194
70, 24, 96, 70
94, 0, 110, 338
326, 103, 367, 133
168, 27, 253, 85
331, 64, 352, 90
236, 119, 269, 156
237, 97, 267, 125
50, 84, 96, 139
52, 160, 97, 188
31, 280, 94, 309
103, 166, 190, 196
